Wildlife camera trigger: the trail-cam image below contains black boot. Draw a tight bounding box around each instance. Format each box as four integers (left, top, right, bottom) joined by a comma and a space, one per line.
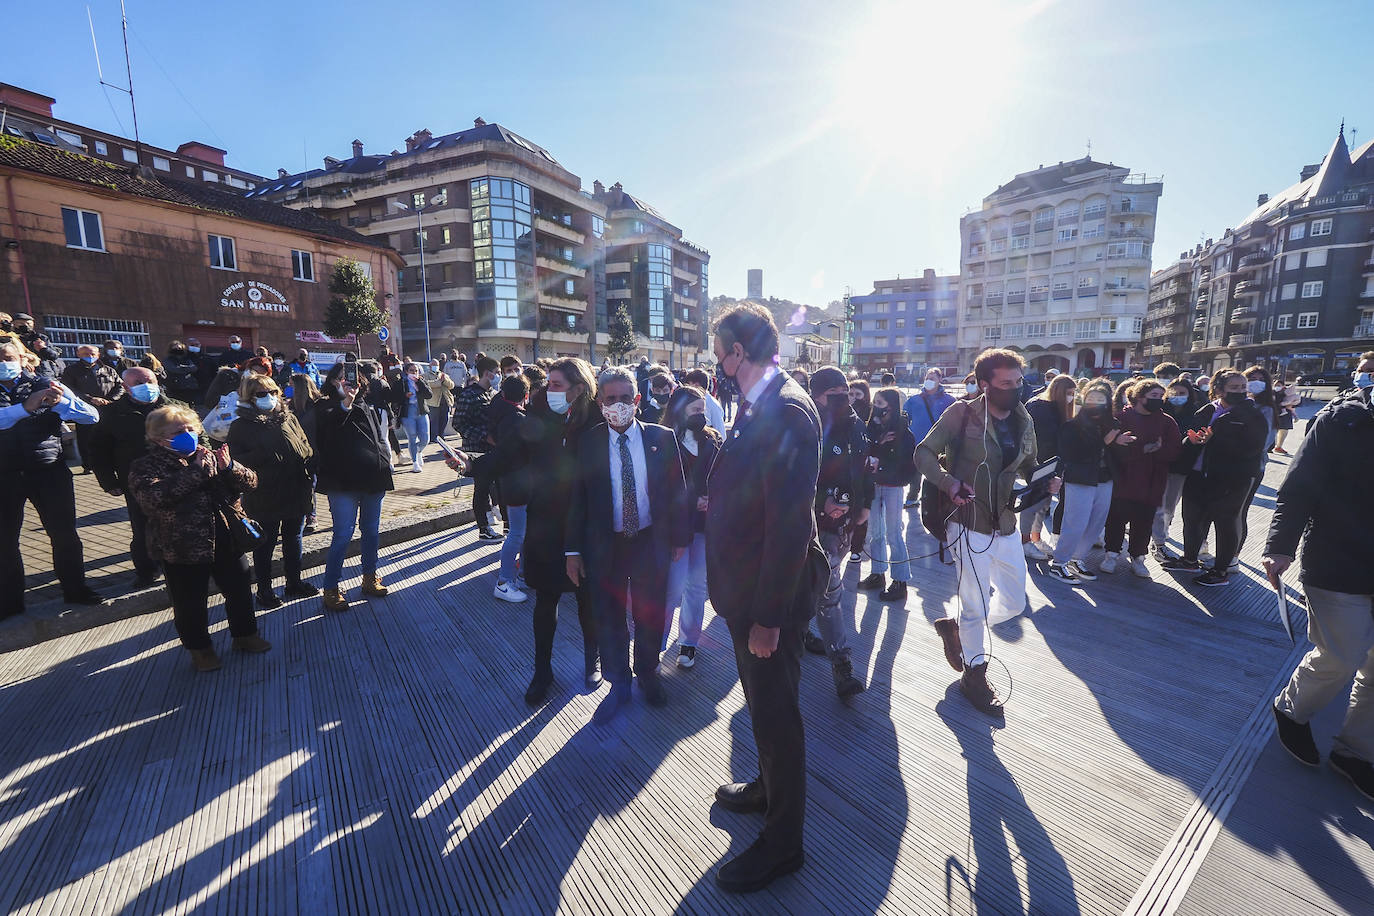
879, 580, 907, 603
960, 662, 1003, 716
584, 645, 603, 689
714, 779, 767, 813
524, 669, 554, 706
856, 572, 885, 591
716, 836, 805, 893
803, 632, 826, 656
257, 589, 283, 610
832, 658, 864, 698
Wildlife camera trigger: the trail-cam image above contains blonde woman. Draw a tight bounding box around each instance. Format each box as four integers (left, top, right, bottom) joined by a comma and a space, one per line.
127, 405, 270, 672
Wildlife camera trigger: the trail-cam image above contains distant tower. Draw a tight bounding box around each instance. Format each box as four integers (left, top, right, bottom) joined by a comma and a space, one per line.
747, 269, 763, 299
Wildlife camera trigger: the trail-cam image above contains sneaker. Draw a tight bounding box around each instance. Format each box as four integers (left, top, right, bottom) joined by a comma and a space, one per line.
903, 498, 918, 510
1272, 447, 1289, 456
1066, 560, 1097, 582
879, 580, 907, 604
1198, 551, 1215, 568
856, 572, 885, 591
1272, 702, 1319, 767
189, 648, 222, 672
1046, 562, 1079, 582
848, 552, 861, 563
412, 459, 423, 473
231, 634, 272, 653
494, 581, 527, 603
283, 580, 319, 599
677, 646, 697, 669
1193, 570, 1231, 587
803, 632, 827, 656
478, 528, 504, 541
1162, 557, 1202, 571
1150, 543, 1177, 563
1228, 558, 1241, 572
1023, 540, 1050, 561
1129, 556, 1151, 579
1330, 751, 1374, 802
1099, 552, 1119, 574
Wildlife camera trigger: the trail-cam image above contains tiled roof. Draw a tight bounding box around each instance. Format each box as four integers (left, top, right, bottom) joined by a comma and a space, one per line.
0, 135, 385, 248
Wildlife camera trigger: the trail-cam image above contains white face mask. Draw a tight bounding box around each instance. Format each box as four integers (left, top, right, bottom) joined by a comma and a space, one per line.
546, 390, 571, 414
923, 379, 937, 391
255, 394, 278, 411
601, 401, 636, 427
274, 359, 285, 368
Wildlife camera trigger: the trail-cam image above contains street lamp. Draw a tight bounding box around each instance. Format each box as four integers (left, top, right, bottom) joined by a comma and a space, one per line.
393, 190, 447, 361
820, 321, 842, 368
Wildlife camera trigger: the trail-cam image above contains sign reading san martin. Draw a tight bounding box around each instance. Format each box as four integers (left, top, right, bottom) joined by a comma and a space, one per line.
221, 280, 290, 313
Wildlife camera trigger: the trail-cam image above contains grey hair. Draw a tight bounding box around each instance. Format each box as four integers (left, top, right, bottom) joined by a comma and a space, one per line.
596, 365, 638, 394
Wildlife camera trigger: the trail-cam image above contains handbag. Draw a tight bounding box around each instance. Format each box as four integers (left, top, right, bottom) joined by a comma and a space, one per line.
920, 401, 972, 542
215, 493, 263, 556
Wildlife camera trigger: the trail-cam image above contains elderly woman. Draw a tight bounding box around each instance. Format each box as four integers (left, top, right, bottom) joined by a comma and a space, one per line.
228, 374, 317, 608
127, 405, 270, 672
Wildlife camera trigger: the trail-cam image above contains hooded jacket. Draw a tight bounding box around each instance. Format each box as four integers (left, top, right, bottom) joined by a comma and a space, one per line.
227, 405, 315, 520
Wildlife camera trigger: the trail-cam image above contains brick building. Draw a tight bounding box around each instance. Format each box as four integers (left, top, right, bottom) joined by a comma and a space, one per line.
0, 137, 401, 364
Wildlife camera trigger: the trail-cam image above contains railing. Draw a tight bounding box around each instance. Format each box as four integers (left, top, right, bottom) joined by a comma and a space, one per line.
1363, 258, 1374, 273
1077, 285, 1099, 297
1238, 251, 1270, 269
1104, 281, 1145, 291
1228, 334, 1254, 347
1193, 318, 1207, 330
1082, 208, 1107, 221
1029, 290, 1048, 302
1233, 280, 1261, 296
1109, 228, 1148, 239
1230, 306, 1258, 321
1356, 322, 1374, 337
1006, 291, 1026, 304
1053, 289, 1073, 300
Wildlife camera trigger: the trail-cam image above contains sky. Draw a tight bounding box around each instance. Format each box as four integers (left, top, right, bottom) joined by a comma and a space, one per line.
6, 0, 1374, 307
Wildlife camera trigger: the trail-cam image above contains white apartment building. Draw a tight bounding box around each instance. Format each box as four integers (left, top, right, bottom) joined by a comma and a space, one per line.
957, 158, 1163, 376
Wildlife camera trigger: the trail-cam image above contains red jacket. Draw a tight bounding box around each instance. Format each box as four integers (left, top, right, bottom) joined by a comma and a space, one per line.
1110, 408, 1181, 505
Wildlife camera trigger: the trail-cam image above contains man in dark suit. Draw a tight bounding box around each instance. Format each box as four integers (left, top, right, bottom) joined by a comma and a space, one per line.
566, 365, 690, 725
705, 303, 822, 894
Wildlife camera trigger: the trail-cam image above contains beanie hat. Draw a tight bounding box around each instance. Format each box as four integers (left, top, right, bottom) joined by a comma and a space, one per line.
808, 366, 847, 397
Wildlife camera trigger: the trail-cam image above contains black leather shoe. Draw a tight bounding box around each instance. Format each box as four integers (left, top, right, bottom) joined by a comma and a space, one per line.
638, 674, 667, 707
1272, 702, 1319, 766
257, 590, 283, 610
1331, 750, 1374, 801
715, 837, 805, 893
803, 632, 826, 656
714, 780, 767, 814
592, 684, 631, 725
857, 572, 885, 591
584, 651, 603, 690
283, 580, 319, 599
524, 671, 554, 707
131, 574, 159, 590
63, 586, 103, 605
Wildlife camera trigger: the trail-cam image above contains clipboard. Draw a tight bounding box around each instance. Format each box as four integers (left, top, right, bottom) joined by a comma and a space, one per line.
1010, 457, 1059, 513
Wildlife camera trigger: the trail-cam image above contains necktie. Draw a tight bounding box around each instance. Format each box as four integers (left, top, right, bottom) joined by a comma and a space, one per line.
738, 398, 751, 416
619, 432, 639, 536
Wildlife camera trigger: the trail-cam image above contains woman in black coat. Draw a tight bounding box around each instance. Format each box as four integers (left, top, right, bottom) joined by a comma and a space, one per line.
1021, 373, 1077, 556
315, 362, 395, 610
517, 357, 603, 705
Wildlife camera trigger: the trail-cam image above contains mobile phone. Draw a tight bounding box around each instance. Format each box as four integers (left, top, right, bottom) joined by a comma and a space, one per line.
343, 363, 358, 386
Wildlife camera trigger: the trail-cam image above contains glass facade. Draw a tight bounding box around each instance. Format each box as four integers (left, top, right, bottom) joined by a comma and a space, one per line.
591, 214, 607, 332
643, 243, 672, 340
471, 177, 534, 331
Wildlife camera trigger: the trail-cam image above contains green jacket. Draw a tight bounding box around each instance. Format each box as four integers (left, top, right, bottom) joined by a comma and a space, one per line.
914, 395, 1037, 536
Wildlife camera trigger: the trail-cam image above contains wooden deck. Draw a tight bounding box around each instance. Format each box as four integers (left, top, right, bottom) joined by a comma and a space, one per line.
0, 453, 1368, 915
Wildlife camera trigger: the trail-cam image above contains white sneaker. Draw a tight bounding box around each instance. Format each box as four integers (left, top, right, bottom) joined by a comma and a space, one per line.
494, 581, 527, 603
1130, 556, 1152, 579
1023, 540, 1050, 561
1228, 558, 1240, 572
1199, 551, 1215, 568
1099, 552, 1119, 574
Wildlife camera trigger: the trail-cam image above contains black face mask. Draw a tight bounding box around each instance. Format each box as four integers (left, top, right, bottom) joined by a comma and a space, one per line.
985, 385, 1020, 411
1222, 391, 1247, 406
872, 408, 890, 424
1143, 399, 1164, 413
683, 414, 707, 433
1082, 404, 1109, 420
0, 321, 10, 332
824, 393, 850, 421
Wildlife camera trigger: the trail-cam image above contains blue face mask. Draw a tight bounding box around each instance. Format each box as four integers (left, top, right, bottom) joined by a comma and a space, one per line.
229, 342, 242, 351
1355, 372, 1373, 389
130, 383, 160, 403
0, 361, 20, 381
81, 355, 97, 365
1168, 395, 1189, 406
168, 430, 198, 456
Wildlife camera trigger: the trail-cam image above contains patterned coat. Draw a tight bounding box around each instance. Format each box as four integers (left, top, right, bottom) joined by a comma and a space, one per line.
127, 445, 257, 565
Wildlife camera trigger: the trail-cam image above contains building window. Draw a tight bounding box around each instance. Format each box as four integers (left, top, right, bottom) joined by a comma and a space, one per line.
875, 320, 888, 330
1310, 218, 1333, 237
1057, 227, 1079, 243
1276, 314, 1292, 330
1049, 320, 1070, 337
1132, 316, 1143, 334
121, 147, 138, 163
1026, 322, 1046, 337
1297, 312, 1319, 329
895, 318, 905, 329
1005, 323, 1024, 337
292, 250, 314, 281
1288, 223, 1306, 242
61, 207, 104, 251
152, 156, 170, 171
935, 318, 950, 329
1305, 249, 1328, 268
94, 140, 108, 155
1284, 253, 1300, 271
209, 234, 237, 270
200, 170, 217, 182
1301, 281, 1323, 298
1281, 283, 1297, 300
1075, 319, 1097, 340
984, 326, 1001, 340
186, 165, 195, 178
43, 314, 149, 359
442, 226, 452, 245
1100, 317, 1119, 334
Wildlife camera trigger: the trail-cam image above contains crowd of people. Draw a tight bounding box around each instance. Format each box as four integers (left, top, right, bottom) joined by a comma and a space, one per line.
5, 297, 1374, 883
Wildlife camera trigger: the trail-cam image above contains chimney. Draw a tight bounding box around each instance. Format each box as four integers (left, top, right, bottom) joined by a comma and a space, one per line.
176, 141, 226, 167
473, 117, 487, 127
1257, 193, 1270, 207
404, 135, 416, 152
277, 168, 289, 179
351, 139, 364, 157
415, 128, 432, 144
592, 180, 604, 195
923, 268, 936, 279
324, 156, 340, 168
1300, 164, 1320, 181
611, 181, 623, 192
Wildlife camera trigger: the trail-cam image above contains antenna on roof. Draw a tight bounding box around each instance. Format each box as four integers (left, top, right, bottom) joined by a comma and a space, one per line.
88, 2, 143, 163
1086, 138, 1092, 158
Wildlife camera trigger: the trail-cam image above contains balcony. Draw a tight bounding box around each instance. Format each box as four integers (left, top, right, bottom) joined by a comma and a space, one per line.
535, 215, 585, 245
1053, 289, 1073, 300
1238, 251, 1270, 271
1006, 291, 1026, 304
1230, 306, 1258, 322
1196, 291, 1210, 303
1363, 258, 1374, 275
672, 266, 697, 282
1103, 281, 1145, 292
1233, 280, 1260, 297
536, 255, 587, 278
1108, 228, 1148, 239
1356, 322, 1374, 338
1193, 318, 1207, 330
1077, 285, 1099, 297
606, 261, 632, 273
1227, 334, 1254, 347
538, 291, 587, 311
984, 294, 1004, 307
1029, 290, 1048, 303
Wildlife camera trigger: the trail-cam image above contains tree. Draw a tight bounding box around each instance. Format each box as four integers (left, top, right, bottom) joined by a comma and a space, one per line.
607, 302, 637, 363
325, 258, 386, 341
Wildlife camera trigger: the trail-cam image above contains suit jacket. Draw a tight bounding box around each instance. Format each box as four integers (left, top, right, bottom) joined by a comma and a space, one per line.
705, 372, 823, 628
566, 420, 691, 576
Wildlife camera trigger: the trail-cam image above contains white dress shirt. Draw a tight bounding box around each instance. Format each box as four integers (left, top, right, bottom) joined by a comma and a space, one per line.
742, 366, 780, 411
608, 421, 652, 532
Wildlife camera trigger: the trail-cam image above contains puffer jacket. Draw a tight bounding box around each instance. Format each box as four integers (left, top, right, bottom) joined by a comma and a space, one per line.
227, 405, 314, 520
127, 445, 257, 565
915, 396, 1038, 536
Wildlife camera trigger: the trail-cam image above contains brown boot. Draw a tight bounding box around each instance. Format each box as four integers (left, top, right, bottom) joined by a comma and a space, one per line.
322, 588, 350, 612
232, 634, 273, 653
189, 648, 222, 672
960, 662, 1002, 715
933, 617, 965, 672
361, 573, 389, 597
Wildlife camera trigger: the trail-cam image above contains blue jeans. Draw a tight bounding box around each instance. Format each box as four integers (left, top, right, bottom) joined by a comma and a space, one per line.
400, 413, 430, 464
866, 485, 909, 582
499, 503, 527, 583
324, 491, 384, 589
664, 532, 708, 649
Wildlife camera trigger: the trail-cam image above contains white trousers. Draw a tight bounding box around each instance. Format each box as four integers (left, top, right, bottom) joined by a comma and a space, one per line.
948, 523, 1028, 667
